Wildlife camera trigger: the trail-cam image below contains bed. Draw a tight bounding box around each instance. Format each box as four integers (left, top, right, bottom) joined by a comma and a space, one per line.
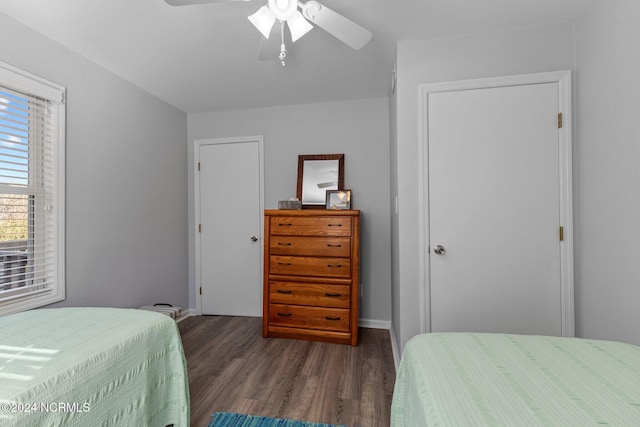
0, 307, 190, 426
391, 333, 640, 426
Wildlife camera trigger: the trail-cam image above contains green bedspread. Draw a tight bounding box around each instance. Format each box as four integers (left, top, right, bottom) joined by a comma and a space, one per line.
0, 307, 190, 426
391, 333, 640, 426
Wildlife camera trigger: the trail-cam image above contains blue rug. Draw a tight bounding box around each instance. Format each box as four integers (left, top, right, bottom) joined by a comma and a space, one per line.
209, 412, 349, 427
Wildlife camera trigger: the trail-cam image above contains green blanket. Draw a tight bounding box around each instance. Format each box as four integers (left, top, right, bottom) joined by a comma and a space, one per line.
391, 333, 640, 426
0, 307, 190, 426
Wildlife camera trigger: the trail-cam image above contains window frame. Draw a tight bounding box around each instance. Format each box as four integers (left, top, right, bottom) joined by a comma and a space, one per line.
0, 61, 66, 316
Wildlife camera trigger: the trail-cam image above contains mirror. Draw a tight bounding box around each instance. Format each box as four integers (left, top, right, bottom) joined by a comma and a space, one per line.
296, 154, 344, 209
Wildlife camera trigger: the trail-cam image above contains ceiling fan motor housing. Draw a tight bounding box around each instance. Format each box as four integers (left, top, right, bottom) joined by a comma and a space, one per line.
268, 0, 298, 21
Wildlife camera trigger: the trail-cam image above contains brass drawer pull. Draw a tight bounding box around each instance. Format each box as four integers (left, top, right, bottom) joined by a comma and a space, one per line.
327, 224, 343, 227
276, 289, 293, 294
278, 242, 292, 246
278, 223, 293, 227
327, 264, 342, 268
278, 262, 292, 266
326, 244, 342, 247
325, 316, 341, 321
277, 312, 292, 317
325, 293, 342, 297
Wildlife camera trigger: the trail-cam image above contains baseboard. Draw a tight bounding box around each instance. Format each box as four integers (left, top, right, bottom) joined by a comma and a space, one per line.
359, 319, 400, 369
177, 312, 396, 336
359, 318, 391, 329
176, 308, 198, 323
179, 312, 385, 325
389, 325, 401, 370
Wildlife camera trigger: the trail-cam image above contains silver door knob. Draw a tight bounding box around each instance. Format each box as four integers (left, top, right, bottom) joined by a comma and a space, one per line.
434, 245, 445, 255
250, 236, 258, 242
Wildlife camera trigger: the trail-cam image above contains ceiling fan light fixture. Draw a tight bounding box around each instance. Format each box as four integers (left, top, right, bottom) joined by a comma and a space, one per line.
268, 0, 298, 21
287, 10, 313, 42
248, 5, 276, 39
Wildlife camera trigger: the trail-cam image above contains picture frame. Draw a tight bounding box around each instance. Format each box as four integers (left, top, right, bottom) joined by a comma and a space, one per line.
325, 189, 351, 210
296, 154, 345, 209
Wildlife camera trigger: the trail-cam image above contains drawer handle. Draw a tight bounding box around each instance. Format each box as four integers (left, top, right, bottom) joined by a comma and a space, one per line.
277, 289, 293, 294
278, 223, 293, 227
328, 224, 343, 227
278, 262, 292, 266
325, 316, 341, 321
327, 264, 342, 268
277, 312, 292, 317
325, 293, 342, 297
278, 242, 292, 246
326, 244, 342, 247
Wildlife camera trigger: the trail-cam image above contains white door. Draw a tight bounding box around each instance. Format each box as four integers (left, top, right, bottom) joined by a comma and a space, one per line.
427, 81, 567, 336
197, 137, 262, 316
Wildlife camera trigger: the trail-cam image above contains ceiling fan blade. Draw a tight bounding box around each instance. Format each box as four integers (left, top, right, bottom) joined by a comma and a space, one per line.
317, 181, 337, 189
300, 1, 372, 50
165, 0, 252, 6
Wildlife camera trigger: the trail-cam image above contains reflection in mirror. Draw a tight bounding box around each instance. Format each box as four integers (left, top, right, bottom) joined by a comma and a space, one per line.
297, 154, 344, 208
302, 160, 339, 204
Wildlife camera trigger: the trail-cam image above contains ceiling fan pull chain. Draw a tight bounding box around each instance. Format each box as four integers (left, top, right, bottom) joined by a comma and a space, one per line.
279, 20, 287, 66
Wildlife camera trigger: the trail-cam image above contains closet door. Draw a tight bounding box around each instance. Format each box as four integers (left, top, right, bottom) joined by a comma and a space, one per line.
197, 137, 263, 316
428, 81, 567, 336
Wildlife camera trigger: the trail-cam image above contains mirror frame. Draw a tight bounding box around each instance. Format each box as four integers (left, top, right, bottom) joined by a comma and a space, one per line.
296, 154, 345, 209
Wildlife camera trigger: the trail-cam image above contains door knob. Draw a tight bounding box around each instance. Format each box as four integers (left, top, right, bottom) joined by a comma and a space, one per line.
433, 245, 445, 255
250, 236, 258, 242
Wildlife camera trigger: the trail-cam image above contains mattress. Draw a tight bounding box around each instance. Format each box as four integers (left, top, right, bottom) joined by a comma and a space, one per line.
0, 307, 190, 426
391, 333, 640, 426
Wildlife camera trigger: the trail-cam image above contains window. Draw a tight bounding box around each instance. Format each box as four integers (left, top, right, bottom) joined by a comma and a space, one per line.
0, 62, 65, 315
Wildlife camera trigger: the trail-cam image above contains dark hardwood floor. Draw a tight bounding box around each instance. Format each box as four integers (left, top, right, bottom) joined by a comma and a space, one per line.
178, 316, 396, 427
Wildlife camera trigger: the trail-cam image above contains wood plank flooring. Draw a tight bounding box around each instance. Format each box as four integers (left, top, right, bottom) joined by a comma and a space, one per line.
178, 316, 396, 427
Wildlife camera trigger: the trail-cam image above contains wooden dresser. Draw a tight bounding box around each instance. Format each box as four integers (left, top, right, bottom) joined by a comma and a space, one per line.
263, 209, 360, 346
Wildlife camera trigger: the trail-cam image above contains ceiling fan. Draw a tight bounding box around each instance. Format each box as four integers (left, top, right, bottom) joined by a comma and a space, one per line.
164, 0, 372, 65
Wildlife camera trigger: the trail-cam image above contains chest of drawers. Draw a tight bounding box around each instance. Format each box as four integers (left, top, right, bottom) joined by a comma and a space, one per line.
263, 210, 360, 346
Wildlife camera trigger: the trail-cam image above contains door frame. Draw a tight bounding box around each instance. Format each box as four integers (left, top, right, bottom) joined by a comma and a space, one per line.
193, 135, 265, 315
418, 71, 574, 337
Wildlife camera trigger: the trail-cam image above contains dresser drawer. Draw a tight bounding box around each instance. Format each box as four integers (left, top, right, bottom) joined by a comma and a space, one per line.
270, 216, 352, 237
269, 282, 350, 308
270, 256, 351, 278
270, 236, 351, 257
269, 304, 350, 332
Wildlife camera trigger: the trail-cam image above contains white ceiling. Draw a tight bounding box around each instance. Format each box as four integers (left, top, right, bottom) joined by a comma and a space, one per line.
0, 0, 595, 113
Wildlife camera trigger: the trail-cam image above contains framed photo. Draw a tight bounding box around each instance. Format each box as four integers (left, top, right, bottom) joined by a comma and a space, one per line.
326, 190, 351, 210
297, 154, 344, 209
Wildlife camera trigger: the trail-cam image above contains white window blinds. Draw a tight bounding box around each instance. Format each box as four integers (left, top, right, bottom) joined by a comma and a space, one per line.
0, 62, 65, 314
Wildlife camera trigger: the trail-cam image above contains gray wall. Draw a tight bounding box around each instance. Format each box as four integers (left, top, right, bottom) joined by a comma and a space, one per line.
0, 13, 189, 309
188, 98, 392, 324
7, 0, 637, 349
573, 0, 640, 345
391, 23, 576, 351
392, 3, 640, 351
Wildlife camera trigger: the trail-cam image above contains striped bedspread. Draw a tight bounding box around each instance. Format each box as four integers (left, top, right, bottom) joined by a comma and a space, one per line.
391, 333, 640, 426
0, 307, 190, 426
